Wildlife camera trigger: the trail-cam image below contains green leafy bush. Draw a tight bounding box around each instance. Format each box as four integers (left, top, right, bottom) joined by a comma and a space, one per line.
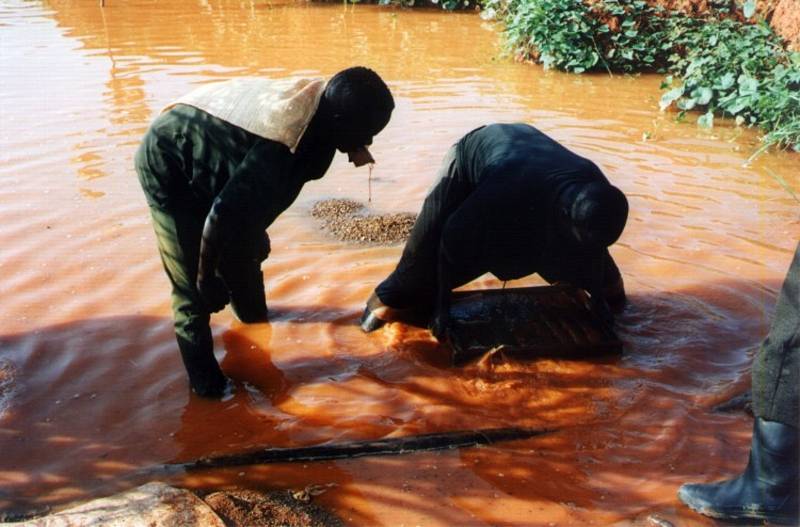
376, 0, 478, 10
495, 0, 800, 150
502, 0, 670, 73
660, 18, 799, 150
750, 57, 800, 153
503, 0, 602, 72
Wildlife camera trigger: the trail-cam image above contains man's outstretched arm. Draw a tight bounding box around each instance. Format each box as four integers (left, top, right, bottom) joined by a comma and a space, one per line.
196, 140, 293, 313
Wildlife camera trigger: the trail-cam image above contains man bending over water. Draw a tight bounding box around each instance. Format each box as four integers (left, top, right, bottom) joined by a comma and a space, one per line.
361, 123, 628, 338
136, 67, 394, 398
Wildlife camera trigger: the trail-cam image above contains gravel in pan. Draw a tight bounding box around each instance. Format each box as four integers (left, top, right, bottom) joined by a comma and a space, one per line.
311, 199, 416, 245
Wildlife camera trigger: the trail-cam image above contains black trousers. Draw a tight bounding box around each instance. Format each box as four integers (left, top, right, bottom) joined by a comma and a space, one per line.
752, 242, 799, 427
147, 204, 269, 377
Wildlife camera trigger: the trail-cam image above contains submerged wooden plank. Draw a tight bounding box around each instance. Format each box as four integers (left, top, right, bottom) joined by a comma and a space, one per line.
171, 427, 552, 471
447, 285, 622, 365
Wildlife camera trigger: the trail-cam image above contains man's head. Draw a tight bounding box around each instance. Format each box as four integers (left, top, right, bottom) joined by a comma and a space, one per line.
558, 182, 628, 250
322, 67, 394, 166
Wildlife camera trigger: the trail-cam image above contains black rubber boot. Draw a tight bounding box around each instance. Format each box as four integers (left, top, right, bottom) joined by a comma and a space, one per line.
224, 264, 269, 324
359, 291, 390, 333
678, 417, 799, 524
177, 337, 229, 399
359, 291, 430, 333
220, 232, 270, 324
230, 290, 269, 324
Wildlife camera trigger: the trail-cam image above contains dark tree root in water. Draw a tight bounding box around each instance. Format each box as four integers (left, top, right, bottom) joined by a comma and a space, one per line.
90, 428, 553, 527
169, 427, 552, 471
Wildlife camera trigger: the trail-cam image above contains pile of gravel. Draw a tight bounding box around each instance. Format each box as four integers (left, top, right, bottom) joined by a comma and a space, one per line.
203, 489, 343, 527
311, 199, 416, 245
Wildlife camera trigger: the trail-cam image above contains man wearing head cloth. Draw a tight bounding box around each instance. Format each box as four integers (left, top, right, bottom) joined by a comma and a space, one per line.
360, 123, 628, 337
136, 67, 394, 398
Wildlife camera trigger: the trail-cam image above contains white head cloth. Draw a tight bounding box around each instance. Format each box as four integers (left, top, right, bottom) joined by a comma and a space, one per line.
164, 77, 326, 153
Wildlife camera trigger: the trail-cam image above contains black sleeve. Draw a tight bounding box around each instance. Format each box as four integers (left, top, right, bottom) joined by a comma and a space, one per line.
208, 140, 293, 237
197, 140, 292, 282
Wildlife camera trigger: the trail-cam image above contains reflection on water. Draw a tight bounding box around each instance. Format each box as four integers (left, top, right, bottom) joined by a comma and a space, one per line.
0, 0, 798, 524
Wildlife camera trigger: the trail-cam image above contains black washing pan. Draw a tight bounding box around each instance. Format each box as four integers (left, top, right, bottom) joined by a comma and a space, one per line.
447, 285, 622, 365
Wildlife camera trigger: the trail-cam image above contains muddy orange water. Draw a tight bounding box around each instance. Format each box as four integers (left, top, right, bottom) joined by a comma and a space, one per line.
1, 0, 798, 524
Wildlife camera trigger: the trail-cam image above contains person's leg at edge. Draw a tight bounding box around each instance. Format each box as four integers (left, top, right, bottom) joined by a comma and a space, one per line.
678, 242, 799, 524
150, 206, 229, 398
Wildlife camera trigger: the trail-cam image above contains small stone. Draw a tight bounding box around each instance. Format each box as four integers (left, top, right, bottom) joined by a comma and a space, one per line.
647, 515, 675, 527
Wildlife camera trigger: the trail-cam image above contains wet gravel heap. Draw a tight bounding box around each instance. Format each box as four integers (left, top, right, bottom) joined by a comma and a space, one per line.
203, 489, 343, 527
311, 199, 416, 245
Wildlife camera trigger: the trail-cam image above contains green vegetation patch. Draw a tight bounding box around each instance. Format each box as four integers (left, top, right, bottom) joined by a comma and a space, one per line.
500, 0, 671, 73
341, 0, 480, 11
490, 0, 800, 151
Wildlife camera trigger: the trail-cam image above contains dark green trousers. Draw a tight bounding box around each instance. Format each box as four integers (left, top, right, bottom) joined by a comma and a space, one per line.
752, 242, 799, 428
148, 204, 269, 390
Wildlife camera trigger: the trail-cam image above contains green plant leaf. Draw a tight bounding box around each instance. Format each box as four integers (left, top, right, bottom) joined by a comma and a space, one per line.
678, 97, 697, 110
693, 86, 713, 106
765, 168, 799, 203
725, 97, 750, 115
743, 0, 756, 19
660, 86, 685, 110
715, 72, 736, 90
738, 75, 759, 95
697, 111, 714, 128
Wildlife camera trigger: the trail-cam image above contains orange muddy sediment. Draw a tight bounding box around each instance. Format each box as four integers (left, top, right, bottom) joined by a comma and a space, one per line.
771, 0, 800, 49
0, 0, 798, 525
